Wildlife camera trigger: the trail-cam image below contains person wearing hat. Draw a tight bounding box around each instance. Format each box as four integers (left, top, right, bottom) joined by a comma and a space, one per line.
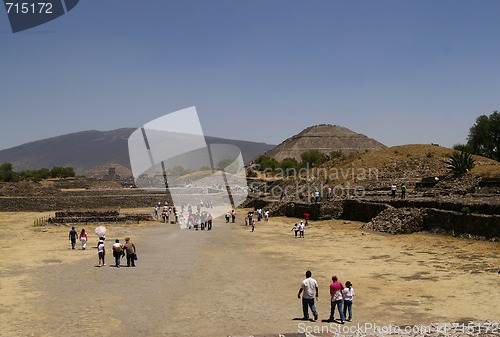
123, 237, 136, 267
68, 226, 78, 250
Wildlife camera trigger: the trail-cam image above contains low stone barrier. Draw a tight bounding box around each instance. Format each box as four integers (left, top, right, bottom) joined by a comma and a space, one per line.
0, 193, 166, 212
40, 210, 152, 226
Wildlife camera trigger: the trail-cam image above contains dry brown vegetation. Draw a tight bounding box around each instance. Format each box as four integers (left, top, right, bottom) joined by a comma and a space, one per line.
323, 144, 500, 184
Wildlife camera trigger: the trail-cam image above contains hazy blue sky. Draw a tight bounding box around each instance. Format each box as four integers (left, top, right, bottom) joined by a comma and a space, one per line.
1, 0, 499, 150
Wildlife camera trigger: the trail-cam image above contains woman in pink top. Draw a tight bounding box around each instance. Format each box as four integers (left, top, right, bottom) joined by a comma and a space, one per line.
329, 275, 345, 323
79, 228, 87, 250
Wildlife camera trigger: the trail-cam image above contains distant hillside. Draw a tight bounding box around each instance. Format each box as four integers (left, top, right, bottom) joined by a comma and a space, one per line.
264, 124, 386, 162
324, 144, 500, 185
0, 128, 275, 176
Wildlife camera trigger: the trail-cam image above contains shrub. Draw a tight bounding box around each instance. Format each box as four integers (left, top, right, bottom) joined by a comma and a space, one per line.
446, 152, 475, 176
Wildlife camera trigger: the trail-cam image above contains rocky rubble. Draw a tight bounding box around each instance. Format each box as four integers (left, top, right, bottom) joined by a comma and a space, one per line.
363, 206, 426, 234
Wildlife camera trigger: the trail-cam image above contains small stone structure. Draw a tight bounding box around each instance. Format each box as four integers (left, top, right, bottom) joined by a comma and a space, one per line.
44, 209, 151, 226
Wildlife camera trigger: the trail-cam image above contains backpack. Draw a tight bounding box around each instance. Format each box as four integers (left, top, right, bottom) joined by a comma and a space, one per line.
114, 245, 122, 253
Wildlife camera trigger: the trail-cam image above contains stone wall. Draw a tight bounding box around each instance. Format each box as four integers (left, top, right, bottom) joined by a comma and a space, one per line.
283, 202, 321, 220
341, 199, 388, 222
424, 209, 500, 239
259, 199, 499, 240
373, 199, 500, 215
46, 210, 152, 226
0, 193, 165, 212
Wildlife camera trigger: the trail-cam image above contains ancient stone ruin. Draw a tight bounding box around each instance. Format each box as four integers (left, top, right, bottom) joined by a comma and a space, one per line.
43, 209, 151, 226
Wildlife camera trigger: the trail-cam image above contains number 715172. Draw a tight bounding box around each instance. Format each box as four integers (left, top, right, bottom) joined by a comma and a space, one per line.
5, 2, 54, 14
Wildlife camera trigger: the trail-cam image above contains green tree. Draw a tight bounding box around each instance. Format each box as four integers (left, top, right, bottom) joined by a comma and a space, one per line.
255, 155, 279, 171
166, 165, 193, 176
49, 166, 75, 178
216, 159, 234, 170
446, 151, 475, 176
280, 157, 300, 170
467, 111, 500, 161
329, 150, 344, 159
300, 149, 327, 167
217, 158, 243, 174
453, 143, 473, 153
0, 162, 18, 182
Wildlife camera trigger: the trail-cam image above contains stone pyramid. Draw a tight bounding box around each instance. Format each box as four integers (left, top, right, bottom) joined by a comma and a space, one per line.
264, 124, 385, 162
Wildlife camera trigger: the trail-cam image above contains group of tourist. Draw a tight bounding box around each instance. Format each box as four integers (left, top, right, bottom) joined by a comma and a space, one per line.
96, 236, 137, 268
243, 208, 270, 232
391, 182, 407, 199
185, 211, 213, 230
224, 209, 236, 223
68, 227, 137, 268
153, 202, 179, 223
68, 226, 88, 250
298, 270, 355, 323
291, 221, 306, 238
153, 201, 217, 231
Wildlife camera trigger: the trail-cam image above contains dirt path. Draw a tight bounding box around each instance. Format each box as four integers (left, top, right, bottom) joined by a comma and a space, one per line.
1, 209, 499, 336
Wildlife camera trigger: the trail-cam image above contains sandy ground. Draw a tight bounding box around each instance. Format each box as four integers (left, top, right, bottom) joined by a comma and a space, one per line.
0, 208, 499, 337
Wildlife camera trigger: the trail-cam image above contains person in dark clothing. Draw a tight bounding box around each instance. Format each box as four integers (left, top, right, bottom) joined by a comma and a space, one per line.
69, 226, 78, 249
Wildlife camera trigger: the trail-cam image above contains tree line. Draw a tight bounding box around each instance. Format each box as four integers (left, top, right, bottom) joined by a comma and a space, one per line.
0, 163, 75, 182
454, 111, 500, 162
253, 149, 341, 175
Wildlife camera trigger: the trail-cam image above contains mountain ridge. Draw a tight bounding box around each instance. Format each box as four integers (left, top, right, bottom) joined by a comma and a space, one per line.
0, 128, 275, 175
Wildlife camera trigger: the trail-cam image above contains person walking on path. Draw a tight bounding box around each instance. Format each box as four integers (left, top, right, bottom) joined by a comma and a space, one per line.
251, 220, 255, 232
342, 281, 355, 322
231, 209, 236, 223
112, 239, 124, 268
97, 238, 106, 267
391, 183, 397, 198
401, 183, 406, 199
303, 212, 310, 225
123, 237, 136, 267
299, 221, 305, 238
298, 270, 319, 321
207, 213, 213, 230
69, 226, 78, 250
329, 275, 345, 323
79, 228, 87, 250
292, 223, 299, 238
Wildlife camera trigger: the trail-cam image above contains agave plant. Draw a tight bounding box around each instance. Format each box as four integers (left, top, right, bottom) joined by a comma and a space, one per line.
446, 151, 475, 176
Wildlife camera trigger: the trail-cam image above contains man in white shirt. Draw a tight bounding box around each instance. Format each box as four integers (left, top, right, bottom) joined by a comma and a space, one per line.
299, 221, 305, 238
297, 270, 319, 321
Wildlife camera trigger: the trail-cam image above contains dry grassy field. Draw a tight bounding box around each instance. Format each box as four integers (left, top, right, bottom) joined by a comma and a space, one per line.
0, 208, 499, 336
